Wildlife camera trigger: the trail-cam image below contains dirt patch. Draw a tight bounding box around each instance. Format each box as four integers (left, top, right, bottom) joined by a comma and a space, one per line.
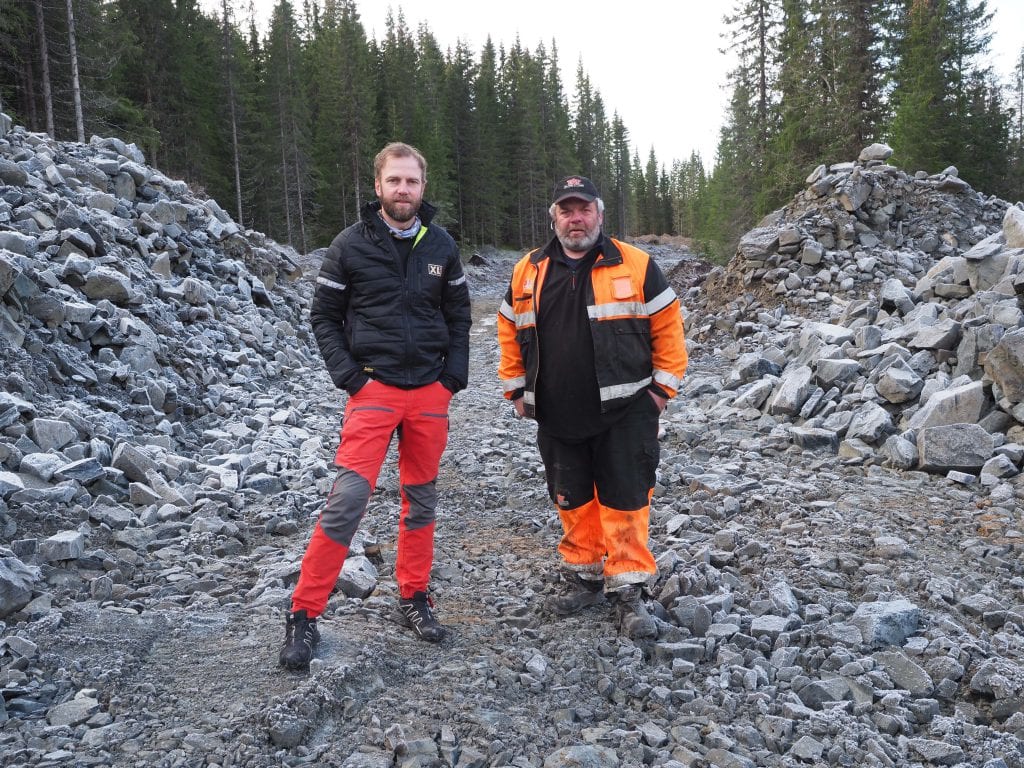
633, 233, 694, 249
666, 256, 715, 294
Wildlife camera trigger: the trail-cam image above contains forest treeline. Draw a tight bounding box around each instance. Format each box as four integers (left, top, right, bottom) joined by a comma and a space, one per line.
0, 0, 1023, 259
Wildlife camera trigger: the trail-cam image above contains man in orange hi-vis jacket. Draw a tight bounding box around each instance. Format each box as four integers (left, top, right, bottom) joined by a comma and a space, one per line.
497, 175, 687, 640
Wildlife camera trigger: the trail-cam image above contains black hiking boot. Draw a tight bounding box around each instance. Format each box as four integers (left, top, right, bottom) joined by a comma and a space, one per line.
610, 586, 657, 640
397, 591, 447, 642
279, 609, 320, 670
546, 573, 606, 616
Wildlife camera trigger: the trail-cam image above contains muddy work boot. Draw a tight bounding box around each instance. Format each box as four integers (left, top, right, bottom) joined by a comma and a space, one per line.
546, 574, 606, 616
279, 609, 320, 670
610, 586, 657, 640
397, 591, 447, 642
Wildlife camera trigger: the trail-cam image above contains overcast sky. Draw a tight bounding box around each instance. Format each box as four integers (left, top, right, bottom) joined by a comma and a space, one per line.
210, 0, 1024, 168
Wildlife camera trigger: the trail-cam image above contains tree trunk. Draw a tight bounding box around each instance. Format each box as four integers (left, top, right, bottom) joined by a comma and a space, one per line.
34, 0, 54, 138
351, 128, 361, 224
66, 0, 84, 142
290, 112, 308, 253
1016, 51, 1023, 148
222, 0, 244, 224
278, 94, 293, 246
23, 55, 39, 130
282, 31, 307, 253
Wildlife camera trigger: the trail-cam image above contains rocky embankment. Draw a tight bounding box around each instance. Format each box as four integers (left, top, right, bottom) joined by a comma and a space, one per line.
679, 143, 1024, 483
1, 116, 1023, 768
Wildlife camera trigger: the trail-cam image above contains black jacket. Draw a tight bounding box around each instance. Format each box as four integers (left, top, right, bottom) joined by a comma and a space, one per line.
310, 200, 471, 394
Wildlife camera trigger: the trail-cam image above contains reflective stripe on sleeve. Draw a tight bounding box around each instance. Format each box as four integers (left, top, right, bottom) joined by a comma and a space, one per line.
508, 309, 537, 328
503, 376, 526, 392
653, 369, 681, 391
646, 287, 677, 315
499, 300, 516, 322
448, 275, 466, 286
317, 276, 347, 292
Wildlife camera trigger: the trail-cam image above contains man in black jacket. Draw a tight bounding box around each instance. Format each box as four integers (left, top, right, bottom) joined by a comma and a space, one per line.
280, 142, 471, 669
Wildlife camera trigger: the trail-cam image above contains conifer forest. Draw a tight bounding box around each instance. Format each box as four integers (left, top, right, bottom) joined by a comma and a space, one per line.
1, 0, 1023, 260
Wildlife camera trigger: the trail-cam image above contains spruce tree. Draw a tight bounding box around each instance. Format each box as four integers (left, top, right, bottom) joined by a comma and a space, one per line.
238, 13, 272, 233
658, 167, 673, 236
957, 68, 1010, 193
706, 0, 782, 255
889, 0, 998, 183
540, 41, 574, 190
672, 152, 708, 238
108, 0, 190, 167
34, 0, 56, 136
572, 62, 597, 177
412, 25, 455, 222
0, 1, 32, 123
698, 74, 762, 260
443, 39, 477, 243
629, 148, 644, 236
639, 147, 659, 235
468, 38, 504, 246
1008, 47, 1024, 201
376, 9, 418, 142
500, 39, 547, 247
307, 0, 372, 241
589, 93, 612, 210
608, 113, 632, 237
219, 0, 245, 224
263, 0, 315, 250
176, 2, 235, 196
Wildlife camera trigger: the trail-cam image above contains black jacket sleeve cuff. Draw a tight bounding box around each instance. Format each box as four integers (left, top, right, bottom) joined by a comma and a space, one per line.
345, 373, 370, 395
647, 382, 670, 399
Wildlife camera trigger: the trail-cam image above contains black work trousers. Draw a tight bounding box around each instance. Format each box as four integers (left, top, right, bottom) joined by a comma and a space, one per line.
535, 393, 661, 589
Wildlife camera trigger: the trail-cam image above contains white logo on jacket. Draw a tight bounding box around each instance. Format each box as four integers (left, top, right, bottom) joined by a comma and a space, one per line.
427, 263, 443, 277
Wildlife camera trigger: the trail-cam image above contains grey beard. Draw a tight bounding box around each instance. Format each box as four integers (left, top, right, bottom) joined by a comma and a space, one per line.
559, 230, 600, 253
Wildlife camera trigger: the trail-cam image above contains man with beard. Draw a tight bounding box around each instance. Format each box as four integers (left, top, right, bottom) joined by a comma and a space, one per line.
280, 142, 471, 669
497, 175, 687, 640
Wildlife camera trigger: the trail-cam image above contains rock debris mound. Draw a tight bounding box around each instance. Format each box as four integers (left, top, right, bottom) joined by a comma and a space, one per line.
1, 116, 1023, 768
679, 142, 1024, 482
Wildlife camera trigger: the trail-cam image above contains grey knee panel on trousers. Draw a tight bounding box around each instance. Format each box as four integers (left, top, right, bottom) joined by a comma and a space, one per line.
402, 480, 438, 529
321, 467, 372, 546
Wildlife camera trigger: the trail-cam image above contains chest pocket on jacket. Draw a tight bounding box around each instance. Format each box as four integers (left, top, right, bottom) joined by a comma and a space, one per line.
612, 275, 636, 300
413, 257, 445, 307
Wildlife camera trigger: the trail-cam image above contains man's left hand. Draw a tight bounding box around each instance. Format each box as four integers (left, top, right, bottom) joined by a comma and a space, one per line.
648, 390, 667, 413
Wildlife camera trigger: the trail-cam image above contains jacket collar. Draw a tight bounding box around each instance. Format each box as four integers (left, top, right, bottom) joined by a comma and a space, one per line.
531, 233, 621, 266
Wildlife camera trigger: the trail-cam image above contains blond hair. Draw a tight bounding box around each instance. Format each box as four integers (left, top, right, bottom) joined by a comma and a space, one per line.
374, 142, 427, 180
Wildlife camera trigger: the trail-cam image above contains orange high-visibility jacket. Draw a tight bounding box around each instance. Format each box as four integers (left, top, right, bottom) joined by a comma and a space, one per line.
498, 237, 687, 419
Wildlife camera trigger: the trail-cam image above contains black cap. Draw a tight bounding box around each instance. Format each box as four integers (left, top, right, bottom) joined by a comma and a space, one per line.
551, 175, 599, 205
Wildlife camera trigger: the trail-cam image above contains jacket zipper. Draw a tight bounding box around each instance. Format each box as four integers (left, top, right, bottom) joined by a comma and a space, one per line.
528, 260, 541, 406
385, 225, 428, 386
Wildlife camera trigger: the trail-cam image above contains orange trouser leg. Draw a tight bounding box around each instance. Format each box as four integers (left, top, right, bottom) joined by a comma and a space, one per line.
394, 382, 451, 598
599, 490, 657, 591
290, 381, 400, 617
556, 497, 605, 576
290, 524, 350, 617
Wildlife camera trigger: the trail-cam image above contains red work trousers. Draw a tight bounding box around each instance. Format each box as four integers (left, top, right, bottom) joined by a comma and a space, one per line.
290, 380, 452, 616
